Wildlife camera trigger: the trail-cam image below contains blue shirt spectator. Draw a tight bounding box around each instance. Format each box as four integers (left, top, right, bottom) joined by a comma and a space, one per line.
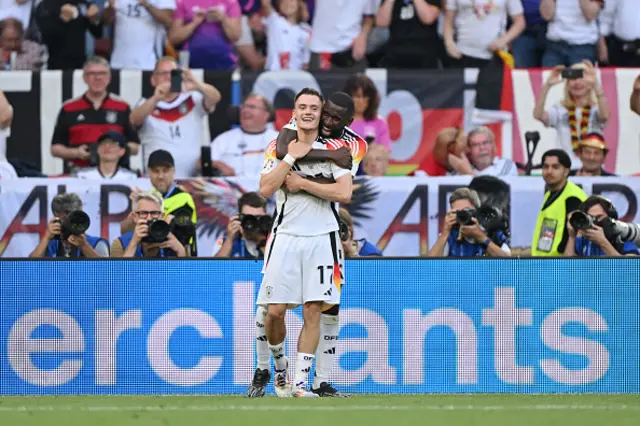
444, 230, 510, 257
574, 236, 640, 257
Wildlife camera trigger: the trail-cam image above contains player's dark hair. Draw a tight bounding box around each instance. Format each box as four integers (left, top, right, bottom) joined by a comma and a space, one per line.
238, 192, 267, 213
542, 149, 571, 169
328, 92, 355, 119
294, 87, 324, 105
342, 73, 380, 121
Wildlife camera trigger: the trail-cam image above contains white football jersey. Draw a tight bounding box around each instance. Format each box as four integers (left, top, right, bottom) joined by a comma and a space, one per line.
138, 91, 210, 178
264, 10, 311, 71
76, 167, 138, 180
261, 137, 352, 237
110, 0, 177, 70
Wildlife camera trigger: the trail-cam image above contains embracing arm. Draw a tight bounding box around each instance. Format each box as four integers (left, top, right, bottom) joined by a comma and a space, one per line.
275, 128, 336, 163
299, 174, 352, 204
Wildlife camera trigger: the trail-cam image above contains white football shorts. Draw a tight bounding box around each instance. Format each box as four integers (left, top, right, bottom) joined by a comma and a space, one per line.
257, 231, 343, 309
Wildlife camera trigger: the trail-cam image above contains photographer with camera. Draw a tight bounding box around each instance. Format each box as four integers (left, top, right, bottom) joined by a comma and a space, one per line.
111, 191, 187, 258
214, 192, 271, 258
29, 193, 109, 258
565, 195, 639, 257
121, 150, 198, 255
428, 188, 511, 257
338, 208, 381, 257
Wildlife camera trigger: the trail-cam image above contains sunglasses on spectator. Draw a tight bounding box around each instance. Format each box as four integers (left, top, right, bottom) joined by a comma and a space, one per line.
135, 210, 162, 218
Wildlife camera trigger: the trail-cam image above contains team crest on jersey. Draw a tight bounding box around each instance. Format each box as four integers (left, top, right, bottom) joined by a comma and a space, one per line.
105, 111, 117, 123
266, 286, 273, 299
179, 103, 188, 114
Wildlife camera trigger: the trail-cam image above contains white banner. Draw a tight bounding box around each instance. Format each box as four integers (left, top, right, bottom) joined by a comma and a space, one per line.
1, 176, 639, 257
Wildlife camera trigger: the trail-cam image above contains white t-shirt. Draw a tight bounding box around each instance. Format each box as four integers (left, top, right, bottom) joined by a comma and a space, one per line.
210, 127, 279, 177
310, 0, 378, 53
0, 160, 17, 179
447, 0, 523, 60
546, 0, 599, 45
598, 0, 640, 41
110, 0, 177, 70
474, 157, 519, 176
546, 103, 606, 168
261, 138, 351, 237
138, 91, 212, 178
76, 166, 138, 180
264, 10, 311, 71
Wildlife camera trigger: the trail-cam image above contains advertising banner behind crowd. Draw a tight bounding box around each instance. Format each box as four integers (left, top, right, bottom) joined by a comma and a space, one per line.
1, 259, 638, 395
1, 177, 638, 257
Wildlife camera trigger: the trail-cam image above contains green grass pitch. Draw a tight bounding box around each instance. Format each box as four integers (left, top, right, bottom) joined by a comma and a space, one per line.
0, 395, 638, 426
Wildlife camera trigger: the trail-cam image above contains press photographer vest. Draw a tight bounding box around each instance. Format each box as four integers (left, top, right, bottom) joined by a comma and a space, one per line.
532, 181, 587, 256
46, 235, 106, 258
162, 186, 198, 255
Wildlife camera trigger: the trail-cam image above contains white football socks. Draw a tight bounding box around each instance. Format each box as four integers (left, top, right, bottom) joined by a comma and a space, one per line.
313, 313, 340, 389
269, 341, 288, 372
255, 306, 270, 371
293, 352, 315, 389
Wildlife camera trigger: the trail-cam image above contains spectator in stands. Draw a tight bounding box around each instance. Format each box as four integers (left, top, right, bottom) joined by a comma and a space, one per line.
0, 88, 16, 179
631, 74, 640, 116
29, 193, 109, 258
362, 143, 390, 176
565, 195, 639, 257
309, 0, 376, 71
443, 0, 525, 69
448, 126, 519, 176
130, 56, 221, 178
111, 190, 188, 257
531, 149, 587, 257
342, 73, 391, 152
261, 0, 311, 71
235, 14, 266, 71
51, 57, 140, 172
569, 132, 615, 177
511, 0, 546, 68
533, 61, 609, 168
209, 93, 278, 177
339, 207, 381, 257
103, 0, 175, 71
0, 18, 41, 70
539, 0, 602, 66
598, 0, 640, 67
169, 0, 242, 70
35, 0, 103, 70
214, 191, 270, 258
121, 150, 198, 255
74, 131, 138, 180
375, 0, 440, 69
428, 187, 511, 257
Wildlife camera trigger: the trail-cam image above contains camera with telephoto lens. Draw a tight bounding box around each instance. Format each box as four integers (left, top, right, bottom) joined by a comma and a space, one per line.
171, 211, 195, 246
456, 206, 504, 231
240, 214, 273, 237
56, 210, 91, 240
455, 208, 476, 226
143, 219, 172, 243
339, 218, 349, 242
569, 211, 595, 231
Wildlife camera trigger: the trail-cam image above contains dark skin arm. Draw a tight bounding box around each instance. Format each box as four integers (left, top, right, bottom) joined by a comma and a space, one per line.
275, 127, 353, 170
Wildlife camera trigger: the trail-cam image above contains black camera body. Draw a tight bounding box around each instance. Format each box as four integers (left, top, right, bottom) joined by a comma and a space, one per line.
143, 219, 171, 243
569, 211, 594, 231
240, 214, 273, 238
455, 208, 476, 226
56, 210, 91, 240
339, 218, 349, 242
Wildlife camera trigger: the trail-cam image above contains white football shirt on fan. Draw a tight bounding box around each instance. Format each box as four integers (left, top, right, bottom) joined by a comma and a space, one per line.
261, 138, 350, 237
0, 127, 17, 179
110, 0, 177, 70
138, 91, 211, 177
76, 167, 138, 180
210, 127, 279, 177
264, 10, 311, 71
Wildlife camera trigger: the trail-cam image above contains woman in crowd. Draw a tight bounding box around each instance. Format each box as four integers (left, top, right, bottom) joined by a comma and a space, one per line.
533, 60, 609, 168
342, 73, 391, 153
261, 0, 311, 71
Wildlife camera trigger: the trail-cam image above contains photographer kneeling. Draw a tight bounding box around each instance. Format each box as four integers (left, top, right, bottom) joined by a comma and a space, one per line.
29, 193, 109, 258
215, 192, 271, 258
565, 196, 639, 257
111, 191, 188, 258
428, 188, 511, 257
339, 208, 381, 257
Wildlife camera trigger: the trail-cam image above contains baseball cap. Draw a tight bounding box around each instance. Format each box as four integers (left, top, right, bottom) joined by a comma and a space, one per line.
148, 149, 175, 169
97, 131, 127, 148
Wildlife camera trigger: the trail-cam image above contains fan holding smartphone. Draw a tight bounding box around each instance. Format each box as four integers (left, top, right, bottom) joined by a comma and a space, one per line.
129, 57, 222, 178
533, 60, 610, 169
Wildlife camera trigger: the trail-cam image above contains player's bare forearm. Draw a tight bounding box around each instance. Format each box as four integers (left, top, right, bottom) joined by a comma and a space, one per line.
304, 176, 335, 184
275, 127, 335, 163
300, 175, 352, 204
259, 162, 292, 198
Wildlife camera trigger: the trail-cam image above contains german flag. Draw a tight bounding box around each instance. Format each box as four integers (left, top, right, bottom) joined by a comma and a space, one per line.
473, 51, 515, 125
